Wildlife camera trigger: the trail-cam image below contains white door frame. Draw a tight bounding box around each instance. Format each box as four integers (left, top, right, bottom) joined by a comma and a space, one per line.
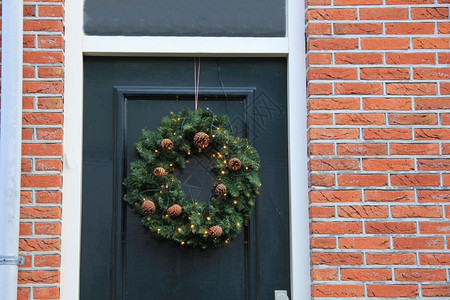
62, 1, 309, 299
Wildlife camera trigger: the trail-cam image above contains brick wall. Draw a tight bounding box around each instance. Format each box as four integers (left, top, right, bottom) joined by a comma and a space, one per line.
1, 1, 65, 299
307, 0, 449, 298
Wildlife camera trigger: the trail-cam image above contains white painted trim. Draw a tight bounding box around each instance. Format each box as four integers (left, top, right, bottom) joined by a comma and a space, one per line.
83, 36, 289, 56
287, 0, 311, 299
60, 0, 83, 299
61, 1, 310, 299
0, 0, 23, 299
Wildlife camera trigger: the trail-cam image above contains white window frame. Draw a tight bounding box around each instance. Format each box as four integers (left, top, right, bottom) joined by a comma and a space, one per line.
62, 1, 309, 299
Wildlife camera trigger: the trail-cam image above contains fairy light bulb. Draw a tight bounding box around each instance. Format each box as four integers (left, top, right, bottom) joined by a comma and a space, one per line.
206, 216, 211, 221
178, 227, 182, 232
190, 224, 195, 229
236, 222, 241, 227
233, 200, 238, 205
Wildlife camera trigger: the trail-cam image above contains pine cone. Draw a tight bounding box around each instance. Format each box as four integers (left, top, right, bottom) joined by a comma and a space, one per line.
161, 138, 174, 151
141, 200, 156, 215
167, 204, 182, 217
208, 225, 223, 238
215, 184, 227, 196
193, 132, 210, 149
228, 158, 242, 171
154, 167, 166, 177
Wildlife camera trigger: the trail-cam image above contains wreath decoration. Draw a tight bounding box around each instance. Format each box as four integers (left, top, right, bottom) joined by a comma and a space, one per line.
123, 108, 261, 248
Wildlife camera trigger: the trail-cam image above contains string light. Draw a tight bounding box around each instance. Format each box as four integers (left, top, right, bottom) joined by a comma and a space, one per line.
190, 224, 195, 229
157, 228, 161, 233
178, 227, 182, 232
221, 171, 226, 174
154, 149, 159, 153
206, 216, 211, 221
233, 200, 238, 205
236, 222, 241, 227
181, 241, 185, 245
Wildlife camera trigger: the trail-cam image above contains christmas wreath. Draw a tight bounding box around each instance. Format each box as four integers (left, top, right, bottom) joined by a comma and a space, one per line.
123, 108, 261, 248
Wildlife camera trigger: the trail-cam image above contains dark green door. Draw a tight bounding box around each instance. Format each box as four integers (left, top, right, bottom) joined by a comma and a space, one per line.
81, 57, 289, 299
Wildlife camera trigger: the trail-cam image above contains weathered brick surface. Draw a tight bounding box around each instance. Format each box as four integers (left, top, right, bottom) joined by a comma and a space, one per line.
307, 0, 449, 297
0, 1, 65, 298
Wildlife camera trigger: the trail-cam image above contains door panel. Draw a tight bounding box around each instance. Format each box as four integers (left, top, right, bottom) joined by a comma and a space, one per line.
81, 57, 289, 299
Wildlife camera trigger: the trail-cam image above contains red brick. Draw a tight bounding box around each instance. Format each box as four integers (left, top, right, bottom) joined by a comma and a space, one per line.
338, 205, 388, 218
20, 223, 33, 236
19, 238, 60, 251
341, 268, 392, 281
311, 268, 338, 281
310, 238, 337, 249
21, 175, 62, 188
413, 38, 450, 49
310, 206, 335, 218
392, 205, 442, 218
415, 97, 450, 110
308, 83, 333, 95
391, 174, 440, 187
17, 287, 30, 300
38, 35, 64, 49
340, 237, 390, 249
386, 53, 436, 65
334, 23, 382, 35
339, 174, 388, 187
420, 253, 450, 265
34, 254, 60, 267
361, 68, 410, 80
415, 129, 450, 140
366, 221, 416, 234
335, 0, 381, 4
20, 207, 61, 219
335, 53, 383, 65
34, 287, 59, 300
22, 144, 62, 156
23, 66, 35, 78
23, 20, 63, 32
35, 159, 62, 171
311, 252, 363, 265
309, 143, 334, 155
365, 190, 415, 202
389, 113, 437, 125
363, 159, 414, 171
335, 82, 383, 95
420, 222, 450, 234
360, 7, 408, 20
363, 98, 411, 110
368, 284, 418, 298
362, 38, 409, 50
310, 190, 362, 203
35, 222, 61, 235
310, 174, 334, 187
364, 128, 412, 140
311, 221, 362, 234
307, 0, 331, 4
306, 9, 357, 21
22, 158, 33, 172
39, 5, 64, 17
336, 113, 385, 125
22, 129, 34, 140
387, 0, 433, 3
444, 174, 450, 186
393, 237, 444, 249
309, 128, 359, 140
21, 191, 33, 204
23, 113, 63, 125
308, 68, 357, 80
23, 97, 35, 109
36, 128, 63, 140
418, 159, 450, 171
443, 144, 450, 155
366, 253, 416, 265
390, 143, 439, 155
422, 285, 450, 297
23, 51, 63, 64
308, 113, 333, 125
414, 68, 450, 80
23, 82, 63, 94
38, 66, 64, 78
309, 38, 358, 50
442, 113, 450, 125
418, 190, 450, 203
338, 143, 387, 156
442, 82, 450, 95
307, 23, 332, 36
411, 7, 449, 19
439, 23, 450, 34
307, 53, 332, 65
310, 159, 360, 171
308, 98, 360, 110
23, 35, 35, 48
395, 269, 447, 282
312, 284, 364, 298
386, 22, 435, 35
35, 191, 62, 204
18, 270, 60, 284
387, 83, 437, 96
37, 97, 63, 109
